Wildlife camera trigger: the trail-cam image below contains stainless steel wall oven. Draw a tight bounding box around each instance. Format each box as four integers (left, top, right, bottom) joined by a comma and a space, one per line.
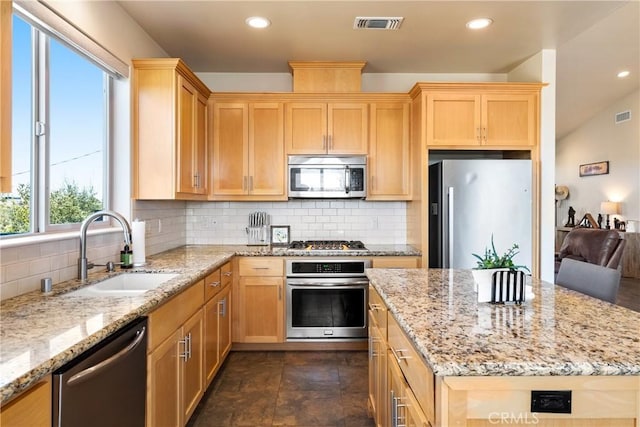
285, 259, 370, 341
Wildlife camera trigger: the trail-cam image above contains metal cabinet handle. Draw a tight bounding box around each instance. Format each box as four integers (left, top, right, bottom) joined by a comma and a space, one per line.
322, 135, 327, 150
219, 297, 227, 317
278, 285, 282, 301
482, 126, 487, 142
476, 127, 481, 143
223, 271, 232, 277
391, 390, 398, 427
67, 327, 146, 386
328, 135, 332, 150
243, 176, 247, 190
249, 176, 254, 191
209, 281, 221, 288
396, 396, 408, 427
368, 303, 382, 311
252, 267, 270, 270
390, 346, 411, 363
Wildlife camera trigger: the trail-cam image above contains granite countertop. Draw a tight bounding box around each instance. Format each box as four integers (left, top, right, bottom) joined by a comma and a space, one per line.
366, 268, 640, 377
0, 244, 419, 404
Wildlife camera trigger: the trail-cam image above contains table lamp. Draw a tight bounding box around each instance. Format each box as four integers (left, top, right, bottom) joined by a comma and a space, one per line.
600, 201, 619, 229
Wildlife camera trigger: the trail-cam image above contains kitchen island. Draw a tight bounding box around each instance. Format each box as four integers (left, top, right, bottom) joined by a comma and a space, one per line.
366, 268, 640, 426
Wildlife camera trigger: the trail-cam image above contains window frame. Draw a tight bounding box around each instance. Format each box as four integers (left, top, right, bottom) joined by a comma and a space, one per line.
4, 10, 114, 237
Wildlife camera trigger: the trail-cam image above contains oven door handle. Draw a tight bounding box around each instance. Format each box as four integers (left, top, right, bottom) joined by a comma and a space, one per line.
286, 279, 369, 287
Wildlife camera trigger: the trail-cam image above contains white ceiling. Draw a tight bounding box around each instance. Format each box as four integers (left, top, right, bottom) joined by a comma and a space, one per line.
118, 0, 640, 139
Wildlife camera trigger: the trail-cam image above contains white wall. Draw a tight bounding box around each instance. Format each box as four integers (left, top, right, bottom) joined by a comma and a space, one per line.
556, 89, 640, 228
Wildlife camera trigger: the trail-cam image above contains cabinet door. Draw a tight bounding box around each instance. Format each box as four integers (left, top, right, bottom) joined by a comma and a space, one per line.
0, 378, 51, 427
238, 276, 284, 343
193, 92, 208, 194
328, 103, 368, 154
368, 102, 410, 199
203, 294, 221, 386
218, 284, 232, 359
213, 103, 249, 195
178, 75, 197, 194
482, 93, 537, 146
147, 329, 182, 427
249, 103, 285, 196
368, 312, 387, 427
285, 103, 327, 154
182, 310, 204, 423
426, 93, 481, 146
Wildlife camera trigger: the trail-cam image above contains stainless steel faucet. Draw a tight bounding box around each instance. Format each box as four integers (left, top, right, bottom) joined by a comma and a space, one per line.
78, 210, 132, 280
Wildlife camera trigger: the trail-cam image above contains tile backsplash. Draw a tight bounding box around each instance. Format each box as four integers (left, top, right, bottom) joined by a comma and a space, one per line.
1, 199, 406, 300
186, 200, 407, 245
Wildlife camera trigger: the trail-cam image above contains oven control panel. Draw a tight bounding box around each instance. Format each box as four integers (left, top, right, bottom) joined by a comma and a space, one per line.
286, 260, 372, 277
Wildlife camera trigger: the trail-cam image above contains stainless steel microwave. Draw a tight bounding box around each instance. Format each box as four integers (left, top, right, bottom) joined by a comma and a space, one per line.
288, 156, 367, 199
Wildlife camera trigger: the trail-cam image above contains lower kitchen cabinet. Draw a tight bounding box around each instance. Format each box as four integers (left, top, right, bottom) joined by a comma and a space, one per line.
388, 354, 432, 427
147, 280, 204, 427
235, 257, 284, 343
368, 311, 387, 427
372, 256, 420, 268
0, 378, 51, 427
204, 264, 232, 387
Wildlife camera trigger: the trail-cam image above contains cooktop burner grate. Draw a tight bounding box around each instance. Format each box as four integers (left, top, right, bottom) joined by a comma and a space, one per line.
288, 240, 367, 251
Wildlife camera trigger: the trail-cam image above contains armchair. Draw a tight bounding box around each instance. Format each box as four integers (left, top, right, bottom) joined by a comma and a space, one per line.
554, 227, 626, 274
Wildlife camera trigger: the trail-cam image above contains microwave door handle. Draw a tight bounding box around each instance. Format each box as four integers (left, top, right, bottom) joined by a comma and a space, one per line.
345, 166, 350, 194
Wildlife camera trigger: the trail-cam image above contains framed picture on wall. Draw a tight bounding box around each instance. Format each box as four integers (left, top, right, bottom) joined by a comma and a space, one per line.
579, 161, 609, 177
270, 225, 290, 246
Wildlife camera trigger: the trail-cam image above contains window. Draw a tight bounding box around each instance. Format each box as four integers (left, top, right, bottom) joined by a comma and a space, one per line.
0, 13, 111, 236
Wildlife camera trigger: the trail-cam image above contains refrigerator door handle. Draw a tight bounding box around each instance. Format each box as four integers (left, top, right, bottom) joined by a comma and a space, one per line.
446, 187, 454, 268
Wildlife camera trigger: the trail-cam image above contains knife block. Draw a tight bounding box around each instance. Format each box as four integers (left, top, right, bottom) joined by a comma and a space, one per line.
246, 226, 268, 246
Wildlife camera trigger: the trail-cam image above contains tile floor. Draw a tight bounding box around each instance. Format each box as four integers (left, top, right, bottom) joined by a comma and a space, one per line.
187, 351, 375, 427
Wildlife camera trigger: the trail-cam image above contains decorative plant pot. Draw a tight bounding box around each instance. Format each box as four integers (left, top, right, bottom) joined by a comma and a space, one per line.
471, 268, 510, 302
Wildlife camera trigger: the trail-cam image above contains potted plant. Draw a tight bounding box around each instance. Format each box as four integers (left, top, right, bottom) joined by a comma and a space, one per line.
471, 235, 530, 302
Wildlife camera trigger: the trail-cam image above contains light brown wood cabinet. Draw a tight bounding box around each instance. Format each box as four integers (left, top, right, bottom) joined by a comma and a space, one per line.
388, 353, 432, 427
132, 59, 210, 200
203, 263, 232, 387
234, 257, 284, 343
147, 280, 204, 427
368, 286, 388, 427
212, 102, 285, 200
368, 102, 411, 200
426, 90, 538, 148
0, 378, 51, 427
285, 102, 368, 154
372, 256, 421, 269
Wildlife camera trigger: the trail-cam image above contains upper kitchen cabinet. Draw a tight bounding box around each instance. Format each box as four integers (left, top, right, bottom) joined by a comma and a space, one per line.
212, 101, 286, 200
414, 83, 542, 149
367, 102, 411, 200
132, 59, 210, 200
285, 102, 368, 155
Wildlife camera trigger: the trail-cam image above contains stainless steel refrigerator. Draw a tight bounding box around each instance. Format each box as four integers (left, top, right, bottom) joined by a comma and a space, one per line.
428, 159, 532, 270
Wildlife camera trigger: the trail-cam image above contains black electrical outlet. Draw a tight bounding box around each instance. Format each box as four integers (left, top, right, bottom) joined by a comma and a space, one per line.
531, 390, 572, 413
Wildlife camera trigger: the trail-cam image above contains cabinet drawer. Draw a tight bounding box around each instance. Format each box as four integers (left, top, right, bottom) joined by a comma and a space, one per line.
148, 280, 204, 351
388, 313, 435, 425
204, 269, 222, 301
238, 257, 283, 276
371, 256, 420, 268
368, 285, 387, 336
221, 262, 233, 287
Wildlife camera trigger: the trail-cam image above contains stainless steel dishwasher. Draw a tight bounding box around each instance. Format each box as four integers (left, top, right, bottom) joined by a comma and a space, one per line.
53, 317, 147, 427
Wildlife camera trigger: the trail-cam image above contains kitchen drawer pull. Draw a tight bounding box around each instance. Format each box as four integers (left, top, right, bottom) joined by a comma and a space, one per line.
368, 303, 382, 311
252, 267, 270, 270
179, 336, 189, 361
390, 346, 411, 363
209, 281, 221, 287
219, 297, 227, 317
223, 271, 232, 277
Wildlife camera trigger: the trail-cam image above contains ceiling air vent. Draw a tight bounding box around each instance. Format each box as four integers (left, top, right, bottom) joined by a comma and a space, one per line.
615, 110, 631, 124
354, 17, 404, 30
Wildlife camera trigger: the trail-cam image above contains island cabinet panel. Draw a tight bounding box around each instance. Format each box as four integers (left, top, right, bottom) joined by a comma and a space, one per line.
212, 102, 285, 200
440, 376, 639, 427
0, 378, 51, 427
203, 263, 232, 387
132, 59, 210, 200
371, 256, 421, 269
285, 102, 368, 154
368, 102, 411, 200
388, 313, 436, 425
235, 257, 284, 343
368, 285, 393, 427
422, 84, 540, 149
388, 354, 432, 427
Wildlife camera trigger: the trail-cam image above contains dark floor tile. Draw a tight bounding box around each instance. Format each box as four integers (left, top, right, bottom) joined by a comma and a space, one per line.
284, 351, 339, 365
338, 365, 369, 393
336, 351, 369, 367
273, 390, 345, 426
341, 392, 375, 427
281, 364, 340, 391
190, 390, 278, 427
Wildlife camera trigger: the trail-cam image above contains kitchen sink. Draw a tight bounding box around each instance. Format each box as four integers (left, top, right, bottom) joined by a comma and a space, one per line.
67, 272, 180, 297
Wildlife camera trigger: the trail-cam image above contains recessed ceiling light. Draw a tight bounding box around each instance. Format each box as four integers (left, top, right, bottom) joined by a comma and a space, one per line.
466, 18, 493, 30
617, 70, 630, 78
246, 16, 271, 29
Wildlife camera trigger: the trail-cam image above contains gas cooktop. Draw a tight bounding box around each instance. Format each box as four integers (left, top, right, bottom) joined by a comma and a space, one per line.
288, 240, 368, 251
